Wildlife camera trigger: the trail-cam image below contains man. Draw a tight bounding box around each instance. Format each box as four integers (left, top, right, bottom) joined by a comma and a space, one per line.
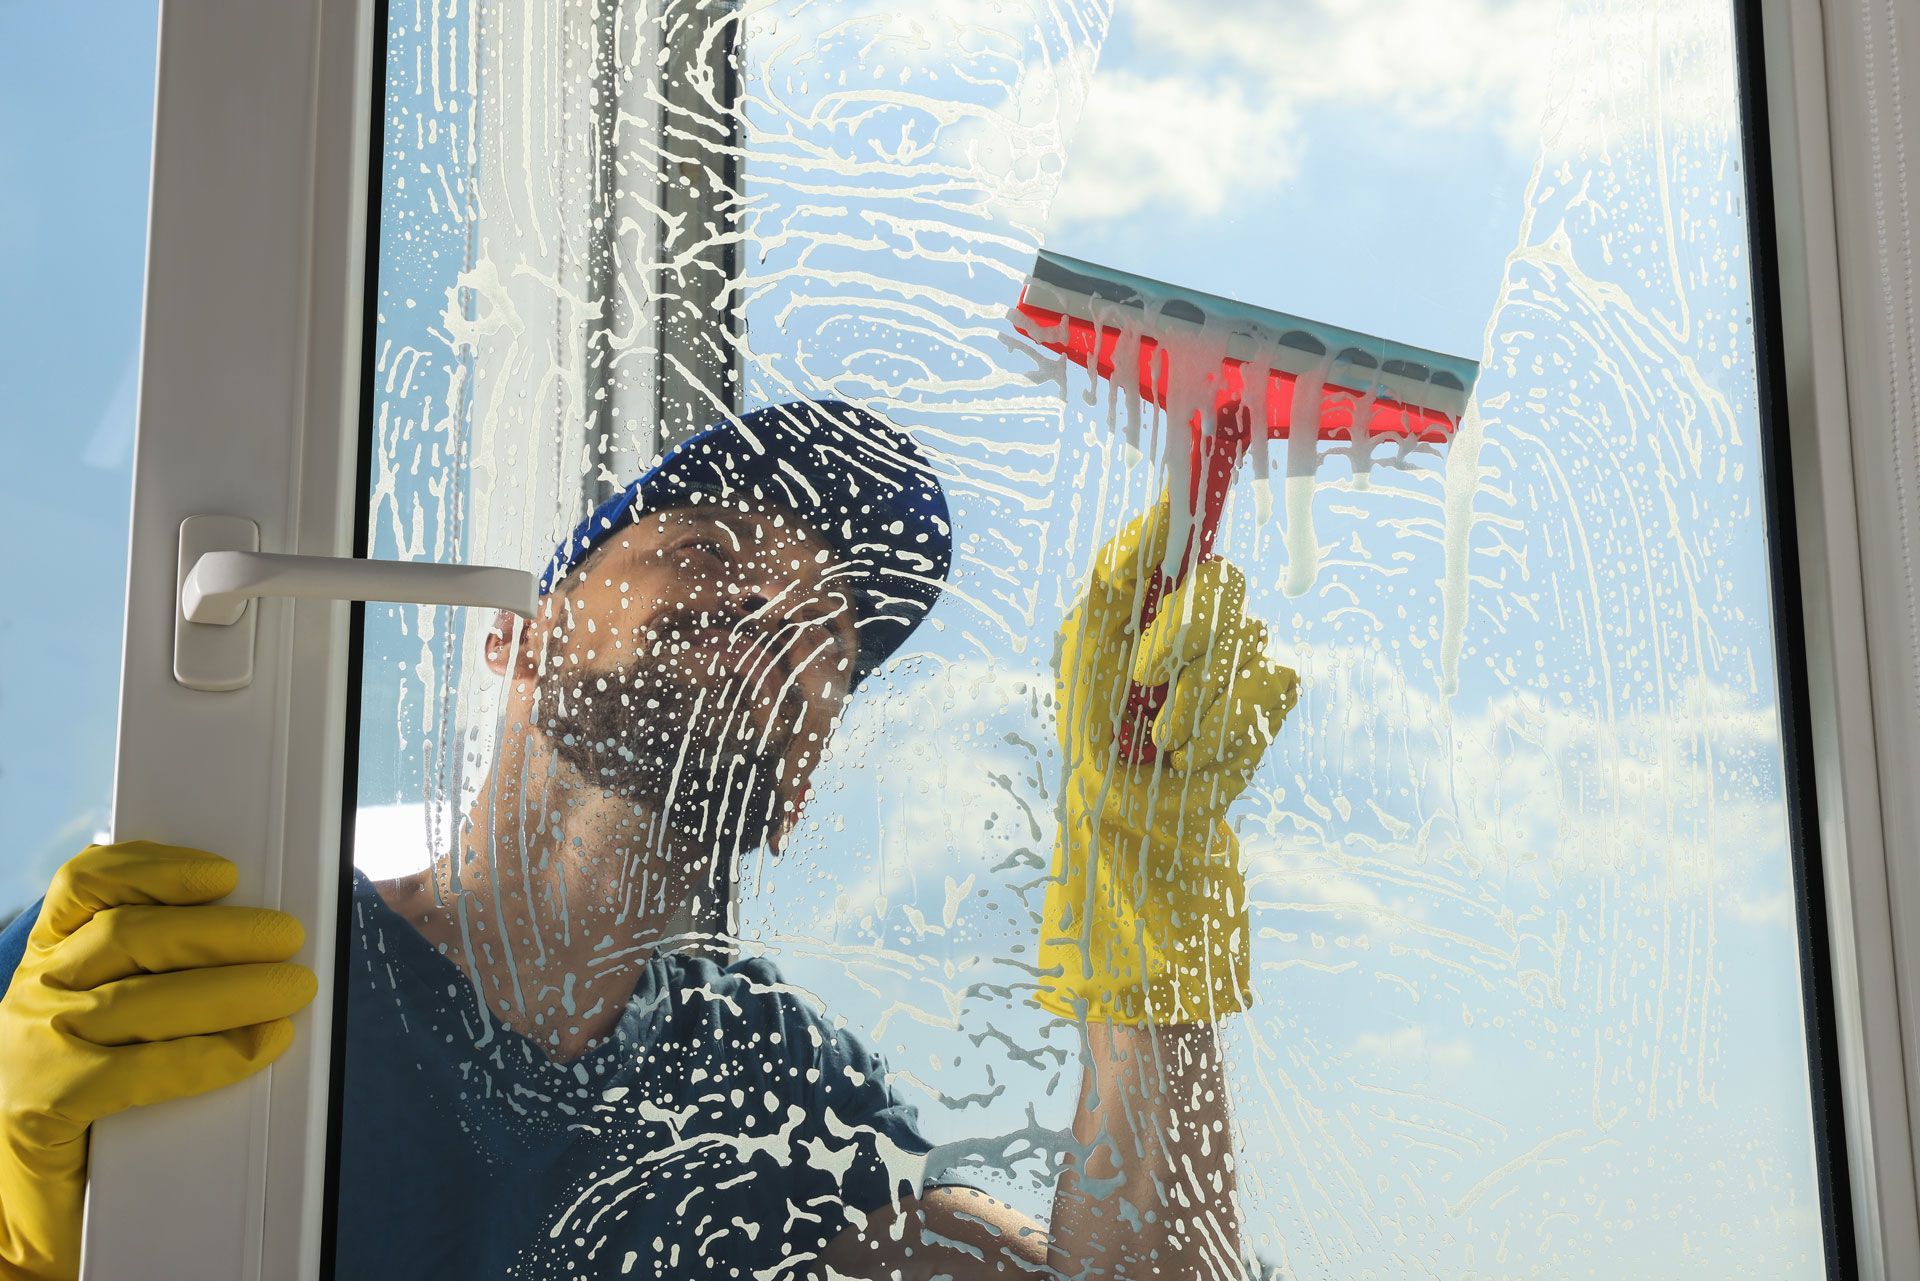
0, 399, 1297, 1279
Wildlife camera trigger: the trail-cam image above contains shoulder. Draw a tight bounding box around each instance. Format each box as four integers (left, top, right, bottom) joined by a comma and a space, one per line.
651, 952, 882, 1082
0, 896, 42, 995
655, 952, 820, 1036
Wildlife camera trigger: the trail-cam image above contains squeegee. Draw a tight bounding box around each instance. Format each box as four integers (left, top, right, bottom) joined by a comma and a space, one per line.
1013, 250, 1481, 763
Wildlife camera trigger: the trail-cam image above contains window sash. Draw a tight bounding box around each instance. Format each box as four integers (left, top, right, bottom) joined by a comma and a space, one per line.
80, 0, 1920, 1275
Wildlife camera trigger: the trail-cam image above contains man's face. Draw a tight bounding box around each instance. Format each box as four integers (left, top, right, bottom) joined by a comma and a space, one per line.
490, 498, 861, 853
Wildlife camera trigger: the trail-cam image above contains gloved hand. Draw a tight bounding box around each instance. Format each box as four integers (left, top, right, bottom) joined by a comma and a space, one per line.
1037, 502, 1299, 1025
0, 843, 317, 1281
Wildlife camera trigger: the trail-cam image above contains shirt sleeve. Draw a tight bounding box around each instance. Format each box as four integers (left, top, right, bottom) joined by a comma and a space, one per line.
725, 958, 939, 1220
0, 897, 44, 1000
807, 1011, 937, 1216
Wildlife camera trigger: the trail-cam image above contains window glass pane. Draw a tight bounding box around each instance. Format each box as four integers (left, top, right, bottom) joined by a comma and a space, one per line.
343, 1, 1829, 1276
0, 2, 156, 925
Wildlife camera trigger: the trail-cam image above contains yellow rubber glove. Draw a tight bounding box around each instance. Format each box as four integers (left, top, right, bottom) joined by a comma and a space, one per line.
1037, 503, 1299, 1025
0, 843, 317, 1281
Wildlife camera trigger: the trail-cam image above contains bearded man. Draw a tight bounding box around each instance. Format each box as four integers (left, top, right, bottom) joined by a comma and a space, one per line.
0, 399, 1298, 1280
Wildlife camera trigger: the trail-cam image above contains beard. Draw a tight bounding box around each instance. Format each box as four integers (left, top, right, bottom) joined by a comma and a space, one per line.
537, 619, 799, 858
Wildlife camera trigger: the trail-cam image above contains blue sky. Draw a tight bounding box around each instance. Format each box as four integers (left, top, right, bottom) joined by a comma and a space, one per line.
0, 0, 155, 919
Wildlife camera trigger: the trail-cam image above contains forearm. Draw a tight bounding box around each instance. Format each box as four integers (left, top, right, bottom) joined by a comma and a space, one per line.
814, 1184, 1050, 1279
1047, 1021, 1240, 1281
814, 1023, 1241, 1281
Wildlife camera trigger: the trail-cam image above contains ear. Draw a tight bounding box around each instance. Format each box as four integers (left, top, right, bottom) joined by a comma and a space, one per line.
482, 609, 520, 676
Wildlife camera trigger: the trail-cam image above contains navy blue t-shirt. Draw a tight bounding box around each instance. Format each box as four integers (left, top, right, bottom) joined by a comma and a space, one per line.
0, 873, 935, 1279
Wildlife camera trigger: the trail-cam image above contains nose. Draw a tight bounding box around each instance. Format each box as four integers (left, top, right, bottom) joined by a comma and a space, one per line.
721, 564, 771, 610
721, 564, 852, 646
720, 560, 783, 621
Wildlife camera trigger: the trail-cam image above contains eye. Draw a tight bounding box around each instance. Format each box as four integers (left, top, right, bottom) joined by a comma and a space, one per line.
671, 537, 731, 566
798, 596, 856, 659
814, 617, 849, 656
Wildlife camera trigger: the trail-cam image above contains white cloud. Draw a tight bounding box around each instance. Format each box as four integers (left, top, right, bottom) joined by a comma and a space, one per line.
1352, 1024, 1475, 1069
1046, 0, 1556, 231
756, 635, 1798, 960
1236, 640, 1795, 933
1244, 855, 1415, 945
1044, 68, 1301, 227
743, 656, 1056, 941
1450, 681, 1791, 893
1045, 0, 1738, 230
1127, 0, 1558, 149
1724, 888, 1795, 929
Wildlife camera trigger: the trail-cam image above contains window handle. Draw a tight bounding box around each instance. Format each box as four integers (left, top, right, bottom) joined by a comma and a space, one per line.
182, 550, 537, 624
174, 514, 537, 691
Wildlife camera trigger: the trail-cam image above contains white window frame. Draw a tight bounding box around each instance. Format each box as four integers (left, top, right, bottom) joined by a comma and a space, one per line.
78, 0, 1920, 1276
1754, 1, 1920, 1275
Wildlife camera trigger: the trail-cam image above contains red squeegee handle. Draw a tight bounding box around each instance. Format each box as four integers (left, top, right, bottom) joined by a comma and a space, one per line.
1015, 295, 1464, 765
1114, 405, 1255, 766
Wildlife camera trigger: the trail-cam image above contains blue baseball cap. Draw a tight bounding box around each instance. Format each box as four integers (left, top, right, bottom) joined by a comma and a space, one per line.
541, 399, 952, 678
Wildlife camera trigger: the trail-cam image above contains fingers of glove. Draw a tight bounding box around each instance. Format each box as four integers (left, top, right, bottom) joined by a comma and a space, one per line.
105, 1019, 299, 1115
1151, 627, 1265, 755
48, 905, 306, 993
1167, 661, 1300, 775
36, 843, 239, 945
1139, 563, 1263, 754
1055, 598, 1146, 751
1132, 558, 1253, 688
1090, 498, 1172, 598
60, 962, 317, 1047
